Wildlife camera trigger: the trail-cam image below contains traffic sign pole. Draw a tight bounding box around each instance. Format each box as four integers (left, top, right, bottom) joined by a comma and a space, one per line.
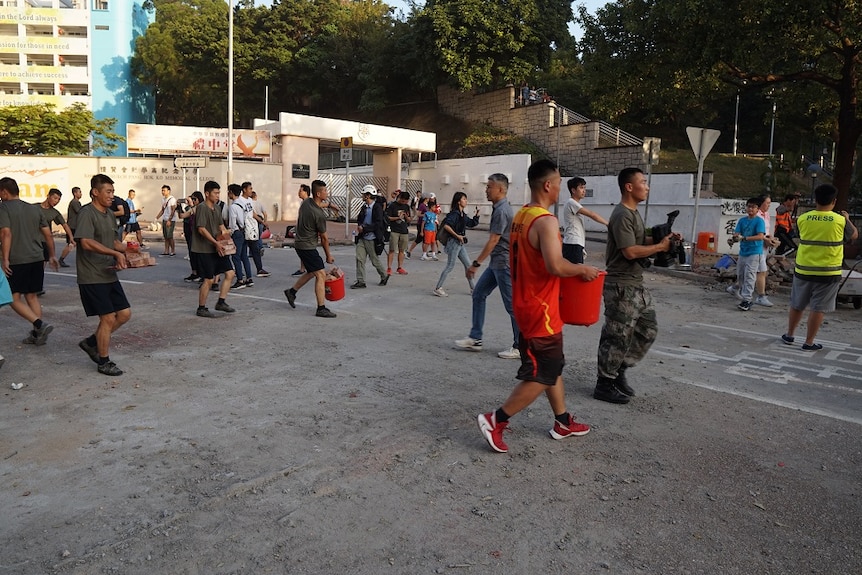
686, 127, 721, 253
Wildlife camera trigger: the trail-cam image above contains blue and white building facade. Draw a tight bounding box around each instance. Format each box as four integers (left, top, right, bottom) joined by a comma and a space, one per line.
0, 0, 154, 155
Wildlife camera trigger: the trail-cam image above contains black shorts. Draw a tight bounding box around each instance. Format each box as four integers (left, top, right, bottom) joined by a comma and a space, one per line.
8, 261, 44, 294
125, 222, 141, 232
195, 251, 234, 280
516, 332, 565, 385
79, 281, 130, 317
562, 243, 585, 264
66, 229, 75, 244
296, 248, 325, 273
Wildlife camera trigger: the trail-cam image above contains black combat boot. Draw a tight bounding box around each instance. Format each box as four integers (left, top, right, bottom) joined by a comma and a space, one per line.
593, 376, 630, 404
614, 365, 635, 397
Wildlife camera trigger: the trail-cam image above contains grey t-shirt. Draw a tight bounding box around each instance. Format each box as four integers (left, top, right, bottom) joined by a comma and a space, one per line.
0, 199, 48, 265
605, 203, 646, 286
39, 204, 65, 228
193, 203, 222, 254
75, 203, 120, 285
294, 197, 327, 250
67, 198, 82, 229
489, 198, 514, 270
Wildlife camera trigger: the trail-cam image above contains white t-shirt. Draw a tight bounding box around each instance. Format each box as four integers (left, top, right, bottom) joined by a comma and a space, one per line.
562, 197, 585, 246
228, 196, 252, 232
161, 195, 178, 222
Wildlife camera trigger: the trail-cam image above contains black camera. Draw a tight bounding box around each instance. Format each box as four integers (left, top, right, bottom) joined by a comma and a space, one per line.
645, 210, 686, 268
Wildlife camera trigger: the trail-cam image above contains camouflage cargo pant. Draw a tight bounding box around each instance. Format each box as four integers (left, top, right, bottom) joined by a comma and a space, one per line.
597, 283, 658, 379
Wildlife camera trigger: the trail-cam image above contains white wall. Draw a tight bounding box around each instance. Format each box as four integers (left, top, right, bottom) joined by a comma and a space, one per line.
0, 156, 281, 225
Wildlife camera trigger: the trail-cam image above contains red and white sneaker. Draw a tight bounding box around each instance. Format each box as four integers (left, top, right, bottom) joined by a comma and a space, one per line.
396, 268, 408, 275
549, 414, 591, 440
477, 412, 509, 453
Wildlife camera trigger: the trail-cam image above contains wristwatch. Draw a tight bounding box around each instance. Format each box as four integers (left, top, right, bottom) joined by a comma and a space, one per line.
472, 260, 481, 268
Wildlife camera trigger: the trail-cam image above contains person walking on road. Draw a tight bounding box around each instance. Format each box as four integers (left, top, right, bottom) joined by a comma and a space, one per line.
192, 181, 237, 318
351, 185, 389, 289
454, 174, 520, 359
386, 190, 412, 275
284, 180, 337, 318
563, 177, 608, 264
594, 167, 678, 404
477, 159, 601, 454
781, 184, 857, 351
156, 184, 178, 256
59, 186, 82, 267
433, 192, 478, 297
0, 177, 57, 345
75, 174, 132, 376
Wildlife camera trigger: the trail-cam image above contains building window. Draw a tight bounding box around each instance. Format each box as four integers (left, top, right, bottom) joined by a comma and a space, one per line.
94, 0, 108, 9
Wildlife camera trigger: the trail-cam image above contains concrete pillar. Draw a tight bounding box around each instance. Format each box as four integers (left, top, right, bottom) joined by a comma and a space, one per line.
373, 148, 402, 194
280, 135, 318, 222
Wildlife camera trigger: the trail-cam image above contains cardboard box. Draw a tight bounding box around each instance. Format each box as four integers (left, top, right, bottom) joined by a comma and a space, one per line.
125, 252, 149, 268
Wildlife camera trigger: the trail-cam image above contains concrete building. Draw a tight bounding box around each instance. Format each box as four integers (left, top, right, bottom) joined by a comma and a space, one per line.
0, 0, 154, 156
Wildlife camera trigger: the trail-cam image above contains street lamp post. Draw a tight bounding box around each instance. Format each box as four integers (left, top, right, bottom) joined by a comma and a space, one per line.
733, 91, 740, 156
227, 1, 234, 186
768, 97, 776, 157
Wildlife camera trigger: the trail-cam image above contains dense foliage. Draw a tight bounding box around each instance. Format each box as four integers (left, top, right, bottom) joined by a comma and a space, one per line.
0, 103, 123, 156
125, 0, 862, 208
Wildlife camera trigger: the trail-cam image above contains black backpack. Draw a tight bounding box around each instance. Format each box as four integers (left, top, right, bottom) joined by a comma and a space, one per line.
113, 197, 130, 225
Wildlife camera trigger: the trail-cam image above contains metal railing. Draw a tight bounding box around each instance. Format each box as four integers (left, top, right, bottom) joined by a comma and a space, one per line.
551, 102, 642, 147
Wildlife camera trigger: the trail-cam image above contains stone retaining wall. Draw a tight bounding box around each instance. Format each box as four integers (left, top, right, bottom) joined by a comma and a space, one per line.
438, 85, 646, 176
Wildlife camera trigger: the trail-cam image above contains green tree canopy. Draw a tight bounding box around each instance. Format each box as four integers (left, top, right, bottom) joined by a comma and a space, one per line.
426, 0, 573, 91
0, 103, 123, 156
576, 0, 862, 209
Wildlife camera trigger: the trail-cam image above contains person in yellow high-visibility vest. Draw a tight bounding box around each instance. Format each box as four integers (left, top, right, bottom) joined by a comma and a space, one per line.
781, 184, 857, 351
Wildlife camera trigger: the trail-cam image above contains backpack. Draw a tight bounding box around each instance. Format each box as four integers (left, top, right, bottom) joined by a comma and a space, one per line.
113, 196, 130, 225
437, 213, 453, 245
243, 210, 259, 241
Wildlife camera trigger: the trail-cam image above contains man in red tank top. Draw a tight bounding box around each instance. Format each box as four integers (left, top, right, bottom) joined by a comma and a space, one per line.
477, 159, 602, 454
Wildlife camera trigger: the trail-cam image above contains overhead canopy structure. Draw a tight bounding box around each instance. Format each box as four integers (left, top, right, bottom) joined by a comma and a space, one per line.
255, 112, 436, 221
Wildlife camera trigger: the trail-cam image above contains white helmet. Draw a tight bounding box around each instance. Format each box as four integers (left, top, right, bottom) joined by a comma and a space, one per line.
361, 184, 377, 196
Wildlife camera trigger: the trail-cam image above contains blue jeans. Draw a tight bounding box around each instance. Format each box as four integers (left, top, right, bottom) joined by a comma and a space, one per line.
436, 239, 475, 291
469, 266, 519, 347
231, 229, 251, 281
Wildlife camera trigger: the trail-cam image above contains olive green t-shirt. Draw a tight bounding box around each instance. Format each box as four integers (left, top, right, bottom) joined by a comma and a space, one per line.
605, 203, 646, 287
0, 199, 48, 265
193, 203, 222, 254
39, 204, 65, 227
294, 197, 327, 250
75, 203, 120, 285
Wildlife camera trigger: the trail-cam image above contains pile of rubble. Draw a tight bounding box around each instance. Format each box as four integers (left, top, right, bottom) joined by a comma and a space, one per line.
690, 249, 795, 291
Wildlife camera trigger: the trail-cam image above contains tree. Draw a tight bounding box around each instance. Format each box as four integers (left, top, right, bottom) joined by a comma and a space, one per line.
426, 0, 573, 91
577, 0, 862, 210
0, 103, 123, 155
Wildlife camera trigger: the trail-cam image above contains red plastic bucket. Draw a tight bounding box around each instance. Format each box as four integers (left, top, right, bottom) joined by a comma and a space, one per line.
559, 271, 606, 326
325, 275, 345, 302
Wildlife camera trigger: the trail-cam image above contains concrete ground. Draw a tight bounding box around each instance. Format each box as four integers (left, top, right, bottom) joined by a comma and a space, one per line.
1, 229, 860, 574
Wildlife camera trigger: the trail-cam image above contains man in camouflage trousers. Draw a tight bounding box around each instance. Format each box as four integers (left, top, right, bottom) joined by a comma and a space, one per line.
594, 168, 677, 404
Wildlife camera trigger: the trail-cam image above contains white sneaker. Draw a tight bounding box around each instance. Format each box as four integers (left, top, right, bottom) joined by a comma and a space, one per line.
431, 255, 439, 261
420, 254, 430, 261
455, 337, 483, 351
754, 295, 774, 307
497, 346, 521, 360
433, 287, 448, 297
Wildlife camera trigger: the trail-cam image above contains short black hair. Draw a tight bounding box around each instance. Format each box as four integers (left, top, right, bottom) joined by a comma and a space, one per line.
527, 159, 558, 190
746, 196, 761, 207
241, 181, 252, 191
227, 183, 241, 197
204, 181, 220, 192
617, 168, 643, 192
398, 191, 410, 201
567, 177, 586, 192
311, 179, 327, 198
813, 184, 838, 206
0, 176, 19, 196
90, 173, 114, 191
48, 187, 62, 198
